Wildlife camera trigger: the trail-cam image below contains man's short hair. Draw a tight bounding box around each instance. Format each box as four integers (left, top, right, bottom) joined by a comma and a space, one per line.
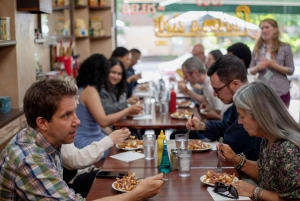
130, 48, 141, 55
182, 56, 206, 74
23, 79, 77, 128
227, 43, 251, 69
207, 55, 248, 84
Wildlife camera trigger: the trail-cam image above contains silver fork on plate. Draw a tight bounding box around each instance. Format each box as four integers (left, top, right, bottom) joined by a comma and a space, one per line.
216, 137, 223, 172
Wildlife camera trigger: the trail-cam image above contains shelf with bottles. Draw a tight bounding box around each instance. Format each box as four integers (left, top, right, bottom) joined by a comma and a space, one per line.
0, 40, 17, 47
52, 6, 70, 11
89, 35, 111, 40
89, 6, 111, 10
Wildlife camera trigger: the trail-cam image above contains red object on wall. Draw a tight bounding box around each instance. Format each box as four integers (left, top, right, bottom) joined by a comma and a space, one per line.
57, 56, 73, 76
169, 89, 177, 113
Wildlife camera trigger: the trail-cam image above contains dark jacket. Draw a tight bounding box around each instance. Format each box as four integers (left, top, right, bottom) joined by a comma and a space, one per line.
201, 104, 261, 161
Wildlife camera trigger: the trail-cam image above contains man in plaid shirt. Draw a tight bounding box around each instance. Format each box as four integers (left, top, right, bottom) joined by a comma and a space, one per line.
0, 79, 163, 200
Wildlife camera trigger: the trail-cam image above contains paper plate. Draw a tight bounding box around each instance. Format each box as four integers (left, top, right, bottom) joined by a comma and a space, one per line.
190, 143, 212, 152
112, 182, 130, 193
200, 175, 239, 186
116, 144, 143, 151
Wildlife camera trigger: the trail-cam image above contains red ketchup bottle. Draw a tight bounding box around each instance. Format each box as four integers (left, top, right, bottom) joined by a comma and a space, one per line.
169, 88, 177, 113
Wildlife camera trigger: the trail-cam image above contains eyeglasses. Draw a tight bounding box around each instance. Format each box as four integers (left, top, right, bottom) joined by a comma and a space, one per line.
213, 81, 232, 95
213, 182, 239, 199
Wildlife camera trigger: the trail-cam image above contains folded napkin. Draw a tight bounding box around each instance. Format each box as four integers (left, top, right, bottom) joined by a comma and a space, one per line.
110, 152, 145, 162
207, 187, 250, 200
133, 114, 152, 120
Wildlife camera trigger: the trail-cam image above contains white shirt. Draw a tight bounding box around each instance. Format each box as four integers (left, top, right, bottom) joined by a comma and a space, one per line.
61, 136, 113, 170
202, 76, 224, 111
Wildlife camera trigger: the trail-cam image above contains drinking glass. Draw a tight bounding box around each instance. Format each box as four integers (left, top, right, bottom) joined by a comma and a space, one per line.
178, 149, 192, 177
142, 134, 156, 160
175, 134, 188, 149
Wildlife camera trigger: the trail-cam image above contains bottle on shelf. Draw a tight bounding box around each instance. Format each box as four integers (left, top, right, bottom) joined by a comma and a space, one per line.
157, 130, 166, 166
169, 85, 177, 113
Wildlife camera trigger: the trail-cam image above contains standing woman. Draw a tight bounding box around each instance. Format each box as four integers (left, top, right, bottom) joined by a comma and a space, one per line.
75, 54, 142, 152
100, 57, 139, 115
249, 18, 294, 107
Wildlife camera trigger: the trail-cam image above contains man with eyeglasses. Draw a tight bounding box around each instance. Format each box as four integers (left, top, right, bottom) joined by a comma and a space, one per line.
186, 55, 261, 161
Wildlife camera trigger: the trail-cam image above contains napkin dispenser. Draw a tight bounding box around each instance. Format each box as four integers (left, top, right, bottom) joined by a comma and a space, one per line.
0, 96, 11, 113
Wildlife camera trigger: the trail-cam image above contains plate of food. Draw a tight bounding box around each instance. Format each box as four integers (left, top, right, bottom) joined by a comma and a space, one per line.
112, 172, 140, 193
177, 100, 192, 108
116, 137, 143, 151
188, 140, 211, 152
127, 111, 144, 118
170, 110, 193, 119
200, 170, 238, 186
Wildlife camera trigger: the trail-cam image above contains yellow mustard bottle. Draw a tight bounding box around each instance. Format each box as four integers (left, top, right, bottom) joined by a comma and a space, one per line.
157, 130, 166, 166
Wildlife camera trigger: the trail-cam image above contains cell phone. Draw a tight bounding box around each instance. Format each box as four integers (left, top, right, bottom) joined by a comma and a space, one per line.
96, 171, 128, 179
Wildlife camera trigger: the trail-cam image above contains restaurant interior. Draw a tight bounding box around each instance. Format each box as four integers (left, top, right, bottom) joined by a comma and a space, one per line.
0, 0, 300, 200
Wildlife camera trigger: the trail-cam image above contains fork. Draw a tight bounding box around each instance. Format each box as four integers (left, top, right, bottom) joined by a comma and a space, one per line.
216, 137, 223, 172
185, 114, 194, 137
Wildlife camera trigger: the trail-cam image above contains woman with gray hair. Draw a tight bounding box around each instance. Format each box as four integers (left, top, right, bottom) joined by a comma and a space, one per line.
217, 81, 300, 200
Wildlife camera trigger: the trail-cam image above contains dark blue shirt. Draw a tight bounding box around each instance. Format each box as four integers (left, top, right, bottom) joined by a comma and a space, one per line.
126, 67, 138, 98
201, 104, 261, 161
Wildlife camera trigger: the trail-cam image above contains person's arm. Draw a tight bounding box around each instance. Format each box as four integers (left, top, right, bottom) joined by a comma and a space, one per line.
249, 52, 268, 75
16, 152, 84, 200
94, 174, 164, 201
268, 44, 294, 75
81, 86, 135, 127
178, 82, 206, 104
61, 137, 113, 170
100, 89, 127, 114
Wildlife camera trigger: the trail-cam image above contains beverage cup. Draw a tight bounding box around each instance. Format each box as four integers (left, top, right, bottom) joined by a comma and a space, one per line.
175, 134, 188, 149
160, 101, 169, 114
144, 102, 151, 115
143, 134, 156, 160
178, 149, 192, 177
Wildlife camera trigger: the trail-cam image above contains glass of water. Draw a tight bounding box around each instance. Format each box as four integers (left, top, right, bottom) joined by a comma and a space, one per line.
175, 134, 188, 149
142, 134, 156, 160
178, 149, 192, 177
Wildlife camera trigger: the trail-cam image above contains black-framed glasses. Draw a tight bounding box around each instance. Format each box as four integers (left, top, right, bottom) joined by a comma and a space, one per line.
213, 182, 239, 199
213, 81, 232, 95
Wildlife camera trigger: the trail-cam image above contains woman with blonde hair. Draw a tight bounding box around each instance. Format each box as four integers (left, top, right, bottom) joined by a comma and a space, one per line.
218, 81, 300, 201
249, 18, 294, 107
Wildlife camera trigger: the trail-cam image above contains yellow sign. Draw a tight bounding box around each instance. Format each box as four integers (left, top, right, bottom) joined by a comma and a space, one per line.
154, 5, 257, 39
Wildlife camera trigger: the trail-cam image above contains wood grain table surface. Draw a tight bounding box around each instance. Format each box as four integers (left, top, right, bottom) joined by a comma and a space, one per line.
101, 141, 234, 171
113, 107, 200, 130
86, 168, 246, 201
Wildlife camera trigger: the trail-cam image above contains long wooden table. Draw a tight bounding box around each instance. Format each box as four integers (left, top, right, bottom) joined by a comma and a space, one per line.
102, 141, 234, 171
86, 140, 250, 201
113, 108, 200, 130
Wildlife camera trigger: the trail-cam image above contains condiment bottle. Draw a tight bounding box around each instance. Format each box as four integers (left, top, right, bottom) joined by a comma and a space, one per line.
157, 130, 166, 166
169, 86, 177, 113
158, 139, 172, 180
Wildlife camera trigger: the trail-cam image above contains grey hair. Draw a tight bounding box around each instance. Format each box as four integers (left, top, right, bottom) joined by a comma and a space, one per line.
182, 56, 206, 74
57, 75, 77, 88
233, 81, 300, 148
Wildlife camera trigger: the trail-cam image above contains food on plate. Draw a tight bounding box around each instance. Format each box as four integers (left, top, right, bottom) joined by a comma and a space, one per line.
203, 170, 236, 185
114, 172, 140, 191
171, 109, 192, 118
177, 100, 191, 107
136, 83, 149, 92
117, 135, 143, 149
188, 140, 211, 150
128, 110, 144, 116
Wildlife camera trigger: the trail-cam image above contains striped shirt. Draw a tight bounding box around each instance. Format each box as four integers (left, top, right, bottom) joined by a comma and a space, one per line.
250, 43, 294, 96
0, 127, 84, 200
